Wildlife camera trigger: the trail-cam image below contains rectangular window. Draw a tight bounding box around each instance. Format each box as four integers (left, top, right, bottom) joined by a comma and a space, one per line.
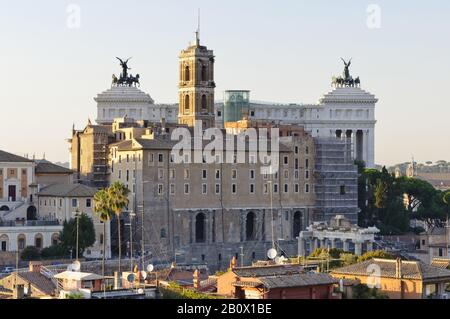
202, 184, 207, 195
158, 169, 164, 180
231, 184, 237, 194
158, 153, 164, 163
184, 183, 190, 194
250, 184, 255, 194
273, 184, 279, 194
232, 169, 237, 179
249, 155, 256, 164
119, 155, 122, 163
126, 170, 129, 182
294, 170, 299, 180
263, 173, 268, 180
170, 184, 175, 195
305, 146, 309, 155
305, 184, 310, 193
305, 158, 309, 169
202, 169, 207, 180
215, 184, 221, 195
295, 146, 299, 154
263, 183, 269, 194
157, 184, 164, 195
249, 169, 255, 180
340, 185, 346, 195
215, 169, 220, 180
118, 170, 122, 179
295, 184, 299, 193
284, 170, 289, 179
295, 158, 299, 170
170, 154, 175, 163
283, 156, 288, 165
148, 154, 154, 165
72, 199, 78, 207
86, 199, 91, 208
305, 170, 309, 180
170, 169, 175, 180
184, 169, 190, 180
284, 184, 289, 193
126, 154, 129, 163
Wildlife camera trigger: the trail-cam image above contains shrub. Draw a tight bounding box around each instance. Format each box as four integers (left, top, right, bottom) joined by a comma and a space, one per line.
41, 244, 68, 259
20, 246, 41, 261
357, 250, 395, 263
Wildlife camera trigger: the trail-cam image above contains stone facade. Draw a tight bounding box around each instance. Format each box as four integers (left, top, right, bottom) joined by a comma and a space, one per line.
108, 130, 316, 270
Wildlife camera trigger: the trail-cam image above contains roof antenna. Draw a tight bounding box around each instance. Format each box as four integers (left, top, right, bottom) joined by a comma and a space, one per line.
195, 8, 200, 46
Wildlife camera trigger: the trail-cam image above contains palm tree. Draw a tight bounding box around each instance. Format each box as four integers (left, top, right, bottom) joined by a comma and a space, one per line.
93, 189, 113, 286
108, 182, 130, 273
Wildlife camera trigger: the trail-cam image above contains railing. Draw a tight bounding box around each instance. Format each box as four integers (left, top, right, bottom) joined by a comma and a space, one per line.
0, 220, 61, 227
41, 265, 63, 293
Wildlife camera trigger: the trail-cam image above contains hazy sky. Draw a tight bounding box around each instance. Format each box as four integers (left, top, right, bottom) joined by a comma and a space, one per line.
1, 0, 449, 166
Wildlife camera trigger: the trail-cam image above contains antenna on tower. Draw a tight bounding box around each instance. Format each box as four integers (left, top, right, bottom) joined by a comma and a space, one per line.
195, 8, 200, 46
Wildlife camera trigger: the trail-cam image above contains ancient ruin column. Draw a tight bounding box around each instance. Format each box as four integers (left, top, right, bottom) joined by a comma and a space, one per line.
355, 241, 363, 256
343, 240, 349, 252
331, 238, 336, 249
298, 236, 306, 257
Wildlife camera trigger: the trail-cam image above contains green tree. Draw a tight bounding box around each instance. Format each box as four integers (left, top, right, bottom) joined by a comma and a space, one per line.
93, 189, 114, 281
41, 244, 68, 259
352, 284, 389, 299
107, 182, 130, 273
20, 246, 40, 261
357, 250, 395, 263
60, 213, 96, 258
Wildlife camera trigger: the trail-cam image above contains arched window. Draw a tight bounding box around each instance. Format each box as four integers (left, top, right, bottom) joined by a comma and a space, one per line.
201, 95, 207, 111
293, 211, 302, 238
246, 212, 256, 241
35, 233, 43, 249
0, 205, 9, 211
185, 65, 190, 81
51, 233, 59, 246
184, 95, 190, 113
195, 213, 206, 243
27, 205, 37, 220
0, 234, 9, 252
17, 234, 26, 250
201, 65, 207, 81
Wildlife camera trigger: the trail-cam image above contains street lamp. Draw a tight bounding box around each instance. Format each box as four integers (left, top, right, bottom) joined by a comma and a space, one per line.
73, 209, 82, 261
126, 212, 136, 273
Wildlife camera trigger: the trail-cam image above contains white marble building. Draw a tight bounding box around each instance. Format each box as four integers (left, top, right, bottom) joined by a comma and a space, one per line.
95, 85, 178, 125
95, 80, 376, 168
216, 86, 377, 168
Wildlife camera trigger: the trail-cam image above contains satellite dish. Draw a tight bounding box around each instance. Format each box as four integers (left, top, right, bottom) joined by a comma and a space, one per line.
71, 261, 81, 272
147, 264, 154, 272
140, 271, 147, 279
267, 248, 277, 260
137, 288, 144, 294
127, 274, 135, 283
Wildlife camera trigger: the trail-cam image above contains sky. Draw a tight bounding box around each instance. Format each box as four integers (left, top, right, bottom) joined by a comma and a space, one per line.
0, 0, 449, 166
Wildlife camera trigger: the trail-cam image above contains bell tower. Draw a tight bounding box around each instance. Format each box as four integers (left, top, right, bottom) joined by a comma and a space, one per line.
178, 25, 216, 129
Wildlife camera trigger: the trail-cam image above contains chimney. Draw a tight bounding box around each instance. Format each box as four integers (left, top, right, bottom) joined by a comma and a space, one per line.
13, 283, 25, 299
193, 269, 200, 290
395, 258, 402, 278
29, 261, 43, 273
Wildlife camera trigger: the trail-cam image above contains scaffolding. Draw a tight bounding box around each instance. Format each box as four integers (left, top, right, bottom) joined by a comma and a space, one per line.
314, 138, 359, 224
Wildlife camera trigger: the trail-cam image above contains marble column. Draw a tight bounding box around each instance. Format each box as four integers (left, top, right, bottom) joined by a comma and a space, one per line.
355, 241, 363, 256
319, 238, 325, 248
343, 240, 349, 252
366, 241, 373, 252
331, 238, 336, 249
298, 237, 306, 257
313, 238, 319, 251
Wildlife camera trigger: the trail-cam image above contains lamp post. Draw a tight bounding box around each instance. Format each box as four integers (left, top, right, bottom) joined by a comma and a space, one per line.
73, 209, 81, 261
126, 212, 136, 273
